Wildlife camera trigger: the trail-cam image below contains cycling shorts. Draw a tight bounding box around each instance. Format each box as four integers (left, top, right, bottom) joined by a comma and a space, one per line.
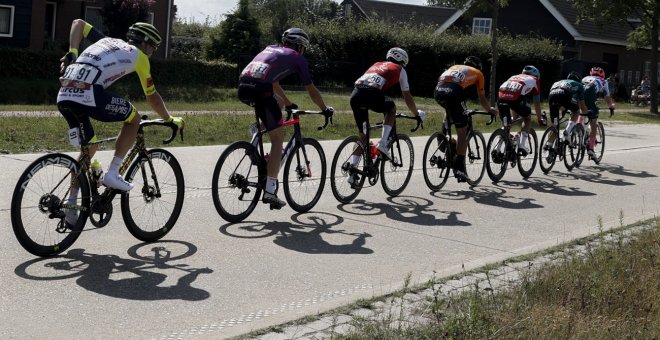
350, 87, 395, 133
57, 84, 137, 144
548, 90, 579, 121
583, 86, 599, 118
497, 98, 531, 123
434, 82, 469, 128
237, 80, 283, 132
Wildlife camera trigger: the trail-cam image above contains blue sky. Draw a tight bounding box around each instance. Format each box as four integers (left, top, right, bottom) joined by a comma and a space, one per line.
174, 0, 427, 23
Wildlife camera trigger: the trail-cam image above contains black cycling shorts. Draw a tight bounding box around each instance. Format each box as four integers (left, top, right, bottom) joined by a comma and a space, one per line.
434, 82, 469, 128
57, 84, 136, 144
548, 90, 579, 121
350, 87, 395, 133
238, 80, 283, 131
497, 97, 532, 124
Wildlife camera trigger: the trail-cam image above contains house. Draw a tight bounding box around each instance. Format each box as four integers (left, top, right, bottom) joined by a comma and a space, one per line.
0, 0, 174, 58
340, 0, 650, 88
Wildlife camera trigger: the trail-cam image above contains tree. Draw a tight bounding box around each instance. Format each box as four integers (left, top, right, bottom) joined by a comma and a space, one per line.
427, 0, 510, 105
253, 0, 339, 42
101, 0, 155, 39
206, 0, 261, 63
570, 0, 660, 114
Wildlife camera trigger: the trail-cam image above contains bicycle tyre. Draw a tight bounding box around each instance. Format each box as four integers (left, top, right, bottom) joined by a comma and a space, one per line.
121, 148, 185, 241
564, 125, 584, 171
11, 153, 90, 257
212, 141, 263, 223
517, 128, 538, 178
330, 135, 366, 203
486, 128, 509, 182
592, 122, 605, 164
380, 134, 414, 196
422, 132, 451, 191
466, 131, 487, 186
539, 127, 558, 174
574, 124, 587, 168
283, 138, 326, 212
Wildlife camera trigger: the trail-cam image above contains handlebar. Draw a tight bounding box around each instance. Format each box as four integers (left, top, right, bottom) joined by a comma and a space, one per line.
395, 113, 424, 132
286, 109, 334, 130
466, 109, 496, 126
139, 115, 184, 145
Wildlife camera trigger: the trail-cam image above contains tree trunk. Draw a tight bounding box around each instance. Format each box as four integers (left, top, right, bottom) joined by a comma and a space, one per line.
489, 2, 499, 106
650, 1, 659, 114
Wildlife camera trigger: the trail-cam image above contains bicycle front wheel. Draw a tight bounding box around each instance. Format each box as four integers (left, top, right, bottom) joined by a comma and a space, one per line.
539, 127, 558, 174
380, 134, 414, 196
466, 131, 487, 186
283, 138, 326, 212
11, 153, 90, 257
121, 149, 185, 242
212, 141, 263, 223
564, 125, 584, 171
518, 128, 538, 178
591, 122, 605, 164
422, 132, 451, 191
330, 136, 366, 203
486, 128, 509, 182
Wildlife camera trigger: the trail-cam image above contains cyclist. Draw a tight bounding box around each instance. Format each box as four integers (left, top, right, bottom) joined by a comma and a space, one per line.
57, 19, 183, 222
581, 67, 616, 159
347, 47, 426, 184
544, 72, 589, 151
238, 27, 333, 209
496, 65, 546, 155
434, 56, 498, 182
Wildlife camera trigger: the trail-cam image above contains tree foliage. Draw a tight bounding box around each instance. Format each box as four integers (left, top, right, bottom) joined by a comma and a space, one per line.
253, 0, 339, 43
205, 0, 261, 63
101, 0, 155, 38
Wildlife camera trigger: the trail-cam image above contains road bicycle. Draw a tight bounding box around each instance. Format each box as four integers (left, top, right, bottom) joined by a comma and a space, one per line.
486, 114, 541, 182
422, 109, 494, 191
212, 109, 333, 223
330, 113, 422, 204
574, 112, 606, 166
11, 116, 185, 257
538, 110, 584, 173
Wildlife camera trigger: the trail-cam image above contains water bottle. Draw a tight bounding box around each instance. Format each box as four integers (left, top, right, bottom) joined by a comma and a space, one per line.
369, 141, 380, 159
91, 159, 103, 187
248, 122, 259, 137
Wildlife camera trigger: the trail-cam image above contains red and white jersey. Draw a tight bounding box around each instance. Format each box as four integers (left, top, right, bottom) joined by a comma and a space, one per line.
355, 61, 410, 91
498, 74, 541, 101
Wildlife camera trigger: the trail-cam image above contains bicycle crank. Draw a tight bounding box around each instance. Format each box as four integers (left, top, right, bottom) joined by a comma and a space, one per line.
90, 196, 113, 228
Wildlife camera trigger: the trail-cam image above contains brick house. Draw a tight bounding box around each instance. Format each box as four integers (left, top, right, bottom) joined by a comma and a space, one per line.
0, 0, 174, 58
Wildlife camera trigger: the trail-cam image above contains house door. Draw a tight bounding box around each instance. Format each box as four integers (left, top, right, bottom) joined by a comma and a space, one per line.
603, 53, 619, 74
45, 2, 56, 41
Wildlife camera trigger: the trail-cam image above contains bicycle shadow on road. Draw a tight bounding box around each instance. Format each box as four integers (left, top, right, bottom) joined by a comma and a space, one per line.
14, 240, 212, 301
586, 162, 657, 179
219, 212, 374, 254
551, 166, 635, 186
432, 186, 544, 210
493, 177, 596, 197
336, 196, 470, 227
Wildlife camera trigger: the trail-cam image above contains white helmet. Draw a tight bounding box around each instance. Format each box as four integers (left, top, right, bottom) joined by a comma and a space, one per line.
386, 47, 409, 67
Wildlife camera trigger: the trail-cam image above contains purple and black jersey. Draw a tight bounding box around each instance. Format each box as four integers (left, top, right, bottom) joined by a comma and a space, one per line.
239, 45, 313, 85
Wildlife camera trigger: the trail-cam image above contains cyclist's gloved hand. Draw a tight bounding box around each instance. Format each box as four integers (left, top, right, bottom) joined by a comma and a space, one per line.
538, 114, 547, 126
285, 103, 298, 112
322, 106, 334, 116
609, 105, 615, 117
59, 49, 78, 74
417, 110, 427, 122
166, 116, 185, 129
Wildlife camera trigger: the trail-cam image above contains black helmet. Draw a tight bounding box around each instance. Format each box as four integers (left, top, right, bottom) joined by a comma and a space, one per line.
464, 56, 483, 70
127, 22, 162, 47
567, 71, 581, 82
282, 27, 310, 50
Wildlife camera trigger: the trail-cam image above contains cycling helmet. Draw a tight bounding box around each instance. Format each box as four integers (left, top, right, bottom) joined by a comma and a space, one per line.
590, 66, 606, 79
522, 65, 541, 78
386, 47, 409, 67
567, 71, 581, 82
282, 28, 310, 49
464, 56, 483, 70
127, 22, 162, 47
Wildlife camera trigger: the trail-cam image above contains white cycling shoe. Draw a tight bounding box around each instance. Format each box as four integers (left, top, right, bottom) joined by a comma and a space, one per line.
102, 171, 134, 191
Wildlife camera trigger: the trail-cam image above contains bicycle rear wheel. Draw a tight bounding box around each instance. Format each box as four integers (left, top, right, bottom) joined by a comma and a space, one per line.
330, 136, 366, 203
486, 128, 509, 182
121, 149, 185, 241
539, 127, 558, 174
212, 141, 263, 223
564, 125, 584, 171
422, 132, 451, 191
517, 128, 538, 178
11, 154, 90, 257
591, 122, 605, 164
380, 134, 414, 196
465, 131, 487, 186
283, 138, 326, 212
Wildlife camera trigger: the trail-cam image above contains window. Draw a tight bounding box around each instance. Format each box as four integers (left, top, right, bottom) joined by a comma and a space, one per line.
147, 11, 154, 25
85, 7, 106, 33
627, 70, 632, 84
0, 5, 15, 37
45, 2, 57, 40
635, 71, 640, 84
619, 69, 624, 84
345, 4, 352, 16
472, 17, 492, 35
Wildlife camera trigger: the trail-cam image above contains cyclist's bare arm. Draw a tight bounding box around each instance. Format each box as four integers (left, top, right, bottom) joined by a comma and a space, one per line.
305, 84, 329, 111
478, 94, 497, 114
605, 95, 615, 109
66, 19, 87, 51
579, 100, 589, 115
402, 90, 420, 116
147, 91, 172, 121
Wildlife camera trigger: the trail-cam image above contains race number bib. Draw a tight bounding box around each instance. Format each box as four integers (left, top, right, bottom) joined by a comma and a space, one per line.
500, 80, 523, 92
439, 70, 466, 83
60, 63, 101, 84
355, 73, 386, 89
241, 61, 271, 80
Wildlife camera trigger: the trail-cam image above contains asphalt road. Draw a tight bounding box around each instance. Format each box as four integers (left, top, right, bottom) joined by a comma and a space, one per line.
1, 123, 659, 339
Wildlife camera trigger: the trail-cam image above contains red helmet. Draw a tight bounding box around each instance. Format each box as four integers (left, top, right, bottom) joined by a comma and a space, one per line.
590, 67, 605, 79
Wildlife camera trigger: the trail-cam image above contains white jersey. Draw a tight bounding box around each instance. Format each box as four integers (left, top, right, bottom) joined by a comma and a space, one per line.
581, 75, 610, 96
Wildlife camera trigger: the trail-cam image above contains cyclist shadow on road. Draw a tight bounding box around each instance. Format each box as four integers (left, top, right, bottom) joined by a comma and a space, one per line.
14, 241, 212, 301
493, 177, 596, 197
336, 196, 470, 227
432, 185, 544, 210
552, 166, 635, 186
586, 162, 657, 179
219, 212, 373, 254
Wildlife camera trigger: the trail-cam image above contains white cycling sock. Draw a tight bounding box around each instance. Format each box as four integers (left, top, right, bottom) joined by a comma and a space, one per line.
565, 121, 575, 134
108, 156, 123, 173
266, 176, 277, 194
381, 125, 392, 147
